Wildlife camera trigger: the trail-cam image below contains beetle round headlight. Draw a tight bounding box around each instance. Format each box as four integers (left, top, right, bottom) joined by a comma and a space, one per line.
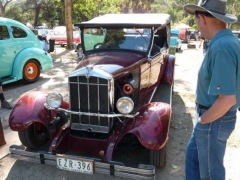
46, 92, 63, 108
116, 97, 134, 114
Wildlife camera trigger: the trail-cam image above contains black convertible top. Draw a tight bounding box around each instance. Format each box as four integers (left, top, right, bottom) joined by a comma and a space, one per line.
74, 14, 171, 28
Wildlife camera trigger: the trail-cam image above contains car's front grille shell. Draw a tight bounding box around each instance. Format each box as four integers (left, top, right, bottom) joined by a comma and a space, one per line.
69, 73, 114, 133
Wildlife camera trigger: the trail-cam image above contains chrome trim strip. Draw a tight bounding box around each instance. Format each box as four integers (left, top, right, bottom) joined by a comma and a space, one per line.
87, 76, 90, 124
109, 78, 115, 111
44, 103, 138, 118
97, 77, 100, 125
70, 82, 108, 85
149, 86, 158, 104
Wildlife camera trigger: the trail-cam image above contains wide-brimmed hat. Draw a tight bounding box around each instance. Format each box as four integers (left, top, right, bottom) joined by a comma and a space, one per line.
184, 0, 238, 24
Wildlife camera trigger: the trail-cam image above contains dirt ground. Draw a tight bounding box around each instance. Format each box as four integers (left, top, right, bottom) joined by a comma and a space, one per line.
0, 44, 240, 180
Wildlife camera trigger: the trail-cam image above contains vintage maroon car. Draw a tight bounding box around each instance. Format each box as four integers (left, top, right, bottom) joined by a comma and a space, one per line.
9, 14, 175, 179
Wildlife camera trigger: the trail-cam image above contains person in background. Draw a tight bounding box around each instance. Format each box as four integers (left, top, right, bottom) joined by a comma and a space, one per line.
37, 35, 49, 52
42, 34, 49, 52
184, 28, 189, 43
0, 79, 12, 109
184, 0, 240, 180
198, 36, 209, 53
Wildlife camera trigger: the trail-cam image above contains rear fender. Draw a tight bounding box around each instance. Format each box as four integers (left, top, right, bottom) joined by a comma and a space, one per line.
127, 102, 171, 150
9, 91, 69, 132
161, 55, 175, 85
12, 48, 53, 80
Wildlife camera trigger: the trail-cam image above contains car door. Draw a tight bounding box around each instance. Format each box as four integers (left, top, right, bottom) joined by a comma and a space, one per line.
0, 25, 16, 78
148, 51, 165, 93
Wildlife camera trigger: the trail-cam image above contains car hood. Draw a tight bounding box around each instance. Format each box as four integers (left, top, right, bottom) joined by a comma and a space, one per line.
73, 50, 147, 78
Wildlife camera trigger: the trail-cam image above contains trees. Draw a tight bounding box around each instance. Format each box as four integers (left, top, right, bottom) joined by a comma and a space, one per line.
0, 0, 13, 17
73, 0, 121, 22
120, 0, 154, 13
1, 0, 239, 31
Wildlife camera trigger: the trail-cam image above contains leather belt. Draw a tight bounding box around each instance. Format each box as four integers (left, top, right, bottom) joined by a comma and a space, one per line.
196, 102, 210, 110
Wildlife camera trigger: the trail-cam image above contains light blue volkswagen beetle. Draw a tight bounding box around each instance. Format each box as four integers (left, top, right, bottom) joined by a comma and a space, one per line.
0, 17, 53, 84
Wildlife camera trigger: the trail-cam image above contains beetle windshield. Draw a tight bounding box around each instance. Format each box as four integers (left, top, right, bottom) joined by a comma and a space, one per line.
83, 28, 152, 52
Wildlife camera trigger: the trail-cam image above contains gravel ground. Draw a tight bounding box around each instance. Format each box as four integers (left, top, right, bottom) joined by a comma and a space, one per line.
0, 44, 239, 180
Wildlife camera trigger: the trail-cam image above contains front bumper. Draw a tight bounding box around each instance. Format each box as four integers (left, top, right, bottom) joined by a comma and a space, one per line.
10, 145, 155, 180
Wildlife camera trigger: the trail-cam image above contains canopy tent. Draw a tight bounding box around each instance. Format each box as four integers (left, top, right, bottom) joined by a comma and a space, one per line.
174, 23, 191, 29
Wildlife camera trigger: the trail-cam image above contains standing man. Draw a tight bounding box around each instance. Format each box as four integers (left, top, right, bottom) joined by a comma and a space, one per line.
184, 28, 189, 43
184, 0, 240, 180
0, 79, 12, 109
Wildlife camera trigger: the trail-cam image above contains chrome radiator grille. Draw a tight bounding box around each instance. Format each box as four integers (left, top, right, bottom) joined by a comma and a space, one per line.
69, 75, 113, 133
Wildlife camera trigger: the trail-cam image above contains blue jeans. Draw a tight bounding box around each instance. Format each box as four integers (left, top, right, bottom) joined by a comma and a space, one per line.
185, 107, 236, 180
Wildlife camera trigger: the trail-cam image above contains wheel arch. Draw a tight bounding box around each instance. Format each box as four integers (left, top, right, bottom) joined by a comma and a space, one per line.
119, 102, 171, 151
12, 48, 53, 80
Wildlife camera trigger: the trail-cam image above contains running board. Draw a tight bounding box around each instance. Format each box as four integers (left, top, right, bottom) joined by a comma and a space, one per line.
10, 145, 156, 180
1, 76, 18, 85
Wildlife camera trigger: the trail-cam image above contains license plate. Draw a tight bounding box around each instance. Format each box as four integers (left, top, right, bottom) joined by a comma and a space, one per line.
56, 155, 94, 174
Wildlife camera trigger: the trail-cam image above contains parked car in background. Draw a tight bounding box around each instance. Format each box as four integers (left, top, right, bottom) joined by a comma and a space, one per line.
0, 17, 53, 84
189, 30, 197, 41
170, 29, 182, 52
37, 26, 49, 29
32, 28, 50, 36
48, 26, 80, 47
233, 31, 240, 40
9, 13, 175, 179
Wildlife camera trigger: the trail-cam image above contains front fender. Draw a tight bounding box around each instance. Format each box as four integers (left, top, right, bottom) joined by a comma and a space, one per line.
9, 91, 69, 131
128, 102, 171, 150
12, 48, 53, 80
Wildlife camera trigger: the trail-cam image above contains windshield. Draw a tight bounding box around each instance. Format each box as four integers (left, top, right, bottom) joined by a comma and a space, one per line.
83, 28, 152, 53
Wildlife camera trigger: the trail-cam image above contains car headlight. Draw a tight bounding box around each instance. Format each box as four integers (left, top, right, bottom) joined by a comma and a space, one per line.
116, 97, 134, 114
46, 92, 63, 108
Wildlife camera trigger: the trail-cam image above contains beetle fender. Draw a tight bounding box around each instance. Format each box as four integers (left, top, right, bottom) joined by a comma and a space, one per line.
161, 55, 175, 85
128, 102, 171, 150
9, 91, 69, 131
12, 48, 53, 80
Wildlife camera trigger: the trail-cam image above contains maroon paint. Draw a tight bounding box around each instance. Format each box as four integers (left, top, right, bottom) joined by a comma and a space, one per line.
75, 50, 147, 78
9, 91, 69, 133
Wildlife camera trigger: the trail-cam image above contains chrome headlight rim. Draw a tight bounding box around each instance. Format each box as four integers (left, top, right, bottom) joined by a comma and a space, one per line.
46, 92, 63, 109
116, 97, 134, 114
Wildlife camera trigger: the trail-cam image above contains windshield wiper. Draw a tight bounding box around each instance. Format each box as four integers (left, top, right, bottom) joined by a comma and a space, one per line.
135, 29, 148, 42
101, 27, 116, 43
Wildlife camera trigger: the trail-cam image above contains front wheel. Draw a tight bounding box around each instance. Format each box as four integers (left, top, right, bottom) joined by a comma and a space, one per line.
22, 60, 40, 83
18, 123, 49, 149
150, 142, 167, 168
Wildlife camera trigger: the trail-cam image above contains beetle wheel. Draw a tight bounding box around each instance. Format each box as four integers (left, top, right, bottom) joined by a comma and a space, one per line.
150, 142, 167, 168
18, 123, 49, 149
22, 60, 40, 83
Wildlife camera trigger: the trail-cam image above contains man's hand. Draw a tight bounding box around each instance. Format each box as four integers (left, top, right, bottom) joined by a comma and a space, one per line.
199, 95, 236, 124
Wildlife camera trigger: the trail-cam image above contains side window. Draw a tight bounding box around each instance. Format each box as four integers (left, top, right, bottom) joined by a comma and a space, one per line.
11, 26, 27, 38
0, 26, 10, 40
91, 29, 103, 35
154, 27, 168, 48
